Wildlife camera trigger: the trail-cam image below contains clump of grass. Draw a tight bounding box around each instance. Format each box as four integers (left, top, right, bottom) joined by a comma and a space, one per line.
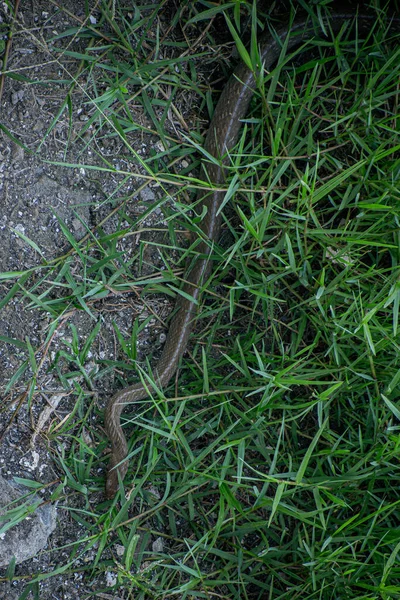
1, 1, 400, 598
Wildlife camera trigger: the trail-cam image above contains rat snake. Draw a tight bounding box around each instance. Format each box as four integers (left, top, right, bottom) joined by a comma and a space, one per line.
104, 10, 396, 498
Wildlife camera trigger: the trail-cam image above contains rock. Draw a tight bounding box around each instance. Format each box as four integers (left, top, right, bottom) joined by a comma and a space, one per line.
0, 474, 57, 567
139, 187, 156, 202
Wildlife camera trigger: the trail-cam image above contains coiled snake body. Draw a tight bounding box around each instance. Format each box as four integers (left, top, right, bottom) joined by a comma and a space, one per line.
104, 11, 392, 498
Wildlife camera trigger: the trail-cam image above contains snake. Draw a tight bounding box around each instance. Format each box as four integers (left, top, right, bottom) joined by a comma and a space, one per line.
104, 10, 396, 499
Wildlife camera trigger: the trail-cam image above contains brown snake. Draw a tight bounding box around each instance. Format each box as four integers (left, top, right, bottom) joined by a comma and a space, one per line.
104, 11, 396, 498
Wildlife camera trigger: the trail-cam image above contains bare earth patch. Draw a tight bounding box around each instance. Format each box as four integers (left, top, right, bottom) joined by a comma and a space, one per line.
0, 1, 195, 596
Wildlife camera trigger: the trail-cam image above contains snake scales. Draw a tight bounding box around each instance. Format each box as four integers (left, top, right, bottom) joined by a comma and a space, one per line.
104, 10, 396, 498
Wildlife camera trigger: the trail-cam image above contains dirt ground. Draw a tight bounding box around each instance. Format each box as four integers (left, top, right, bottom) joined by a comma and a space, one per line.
0, 1, 192, 597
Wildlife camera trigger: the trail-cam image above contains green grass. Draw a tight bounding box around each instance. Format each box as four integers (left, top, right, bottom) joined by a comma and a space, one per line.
1, 1, 400, 598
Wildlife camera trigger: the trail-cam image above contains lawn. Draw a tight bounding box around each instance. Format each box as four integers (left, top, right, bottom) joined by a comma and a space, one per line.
1, 1, 400, 598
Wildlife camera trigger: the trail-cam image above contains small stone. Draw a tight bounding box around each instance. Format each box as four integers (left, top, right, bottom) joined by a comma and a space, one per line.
72, 218, 81, 231
152, 537, 163, 553
19, 451, 40, 471
11, 89, 24, 105
105, 571, 117, 587
0, 475, 57, 567
139, 187, 156, 202
13, 223, 25, 236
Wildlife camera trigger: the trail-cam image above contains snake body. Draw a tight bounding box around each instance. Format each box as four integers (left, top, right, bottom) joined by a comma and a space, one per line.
104, 11, 391, 498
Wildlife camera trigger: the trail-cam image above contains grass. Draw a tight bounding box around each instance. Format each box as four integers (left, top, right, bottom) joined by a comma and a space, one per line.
1, 0, 400, 598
